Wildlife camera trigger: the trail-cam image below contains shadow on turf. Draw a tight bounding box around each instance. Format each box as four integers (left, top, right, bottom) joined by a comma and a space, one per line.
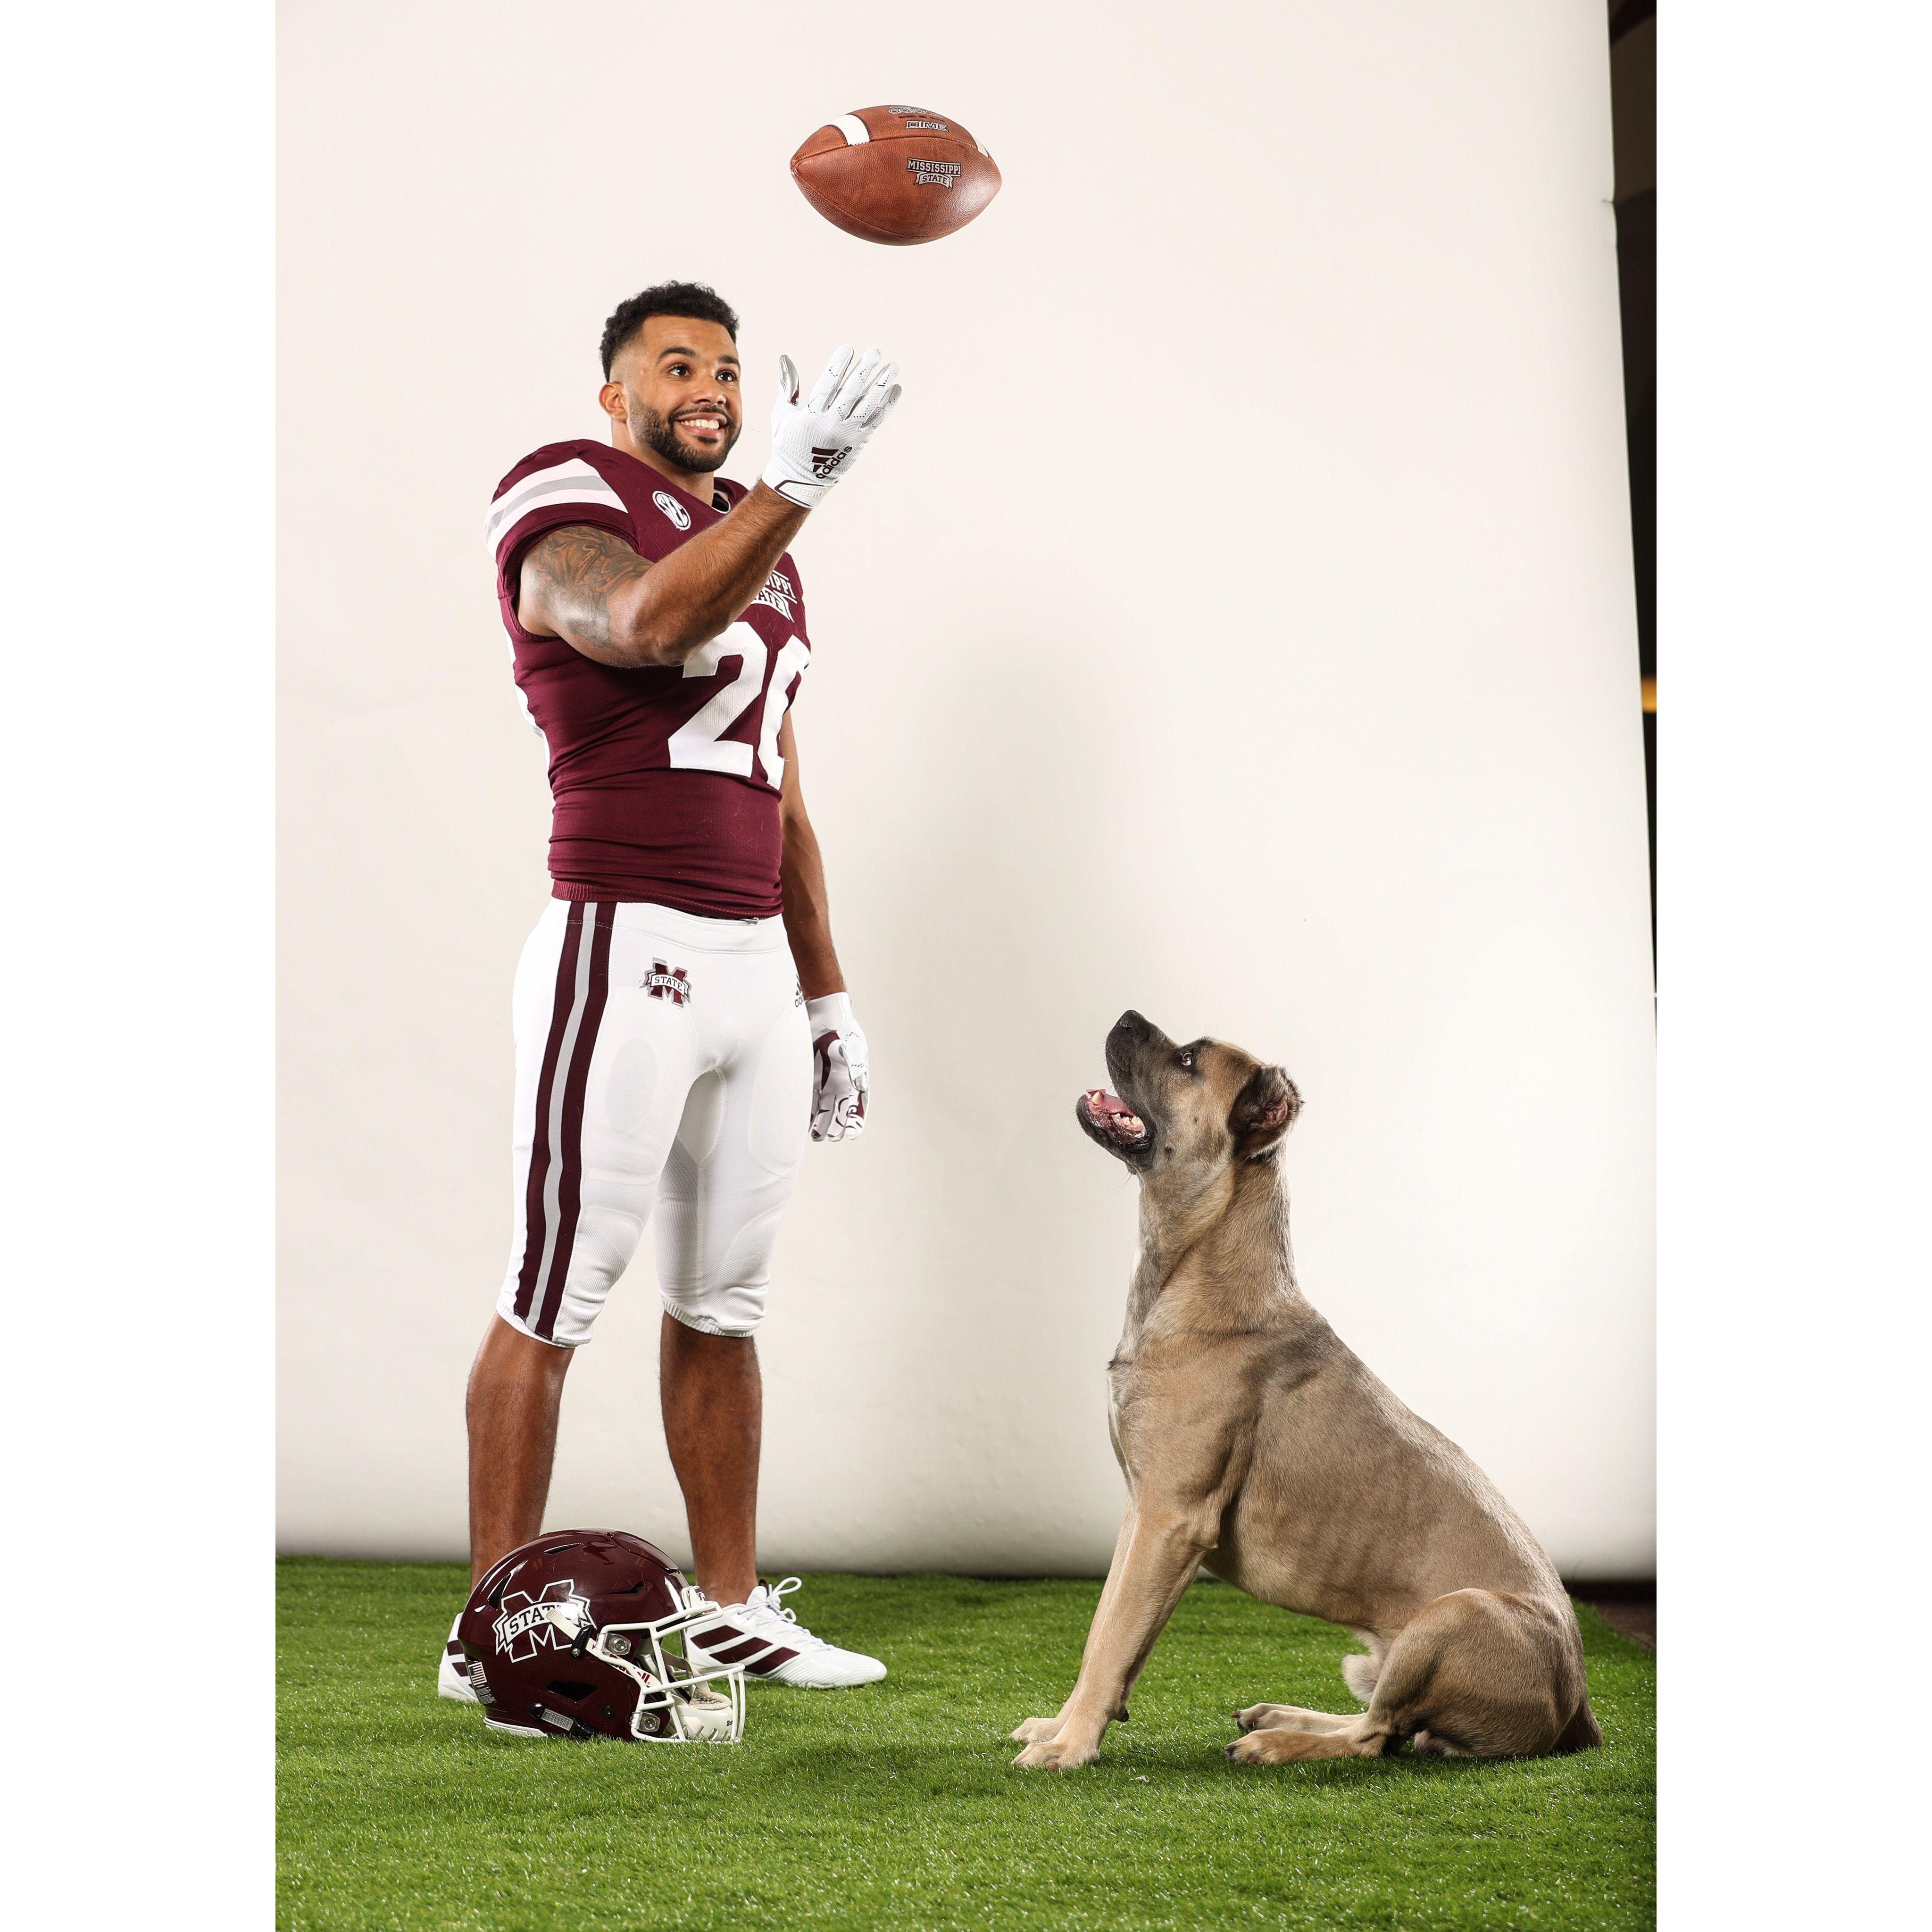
774, 1737, 1545, 1787
446, 1715, 1596, 1792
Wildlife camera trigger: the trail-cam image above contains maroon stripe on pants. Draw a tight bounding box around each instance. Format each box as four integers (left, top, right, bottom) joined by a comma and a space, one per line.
533, 903, 616, 1341
512, 903, 586, 1325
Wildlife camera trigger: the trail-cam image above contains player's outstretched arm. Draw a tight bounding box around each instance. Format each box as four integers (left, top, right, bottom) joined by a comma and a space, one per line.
519, 346, 901, 671
517, 490, 806, 670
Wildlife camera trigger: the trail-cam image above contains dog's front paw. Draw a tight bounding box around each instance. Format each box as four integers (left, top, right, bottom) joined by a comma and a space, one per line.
1226, 1727, 1301, 1765
1012, 1734, 1099, 1771
1227, 1724, 1379, 1765
1008, 1716, 1062, 1745
1233, 1702, 1291, 1733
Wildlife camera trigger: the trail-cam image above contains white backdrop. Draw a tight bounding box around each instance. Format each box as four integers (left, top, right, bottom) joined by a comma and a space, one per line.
278, 0, 1654, 1575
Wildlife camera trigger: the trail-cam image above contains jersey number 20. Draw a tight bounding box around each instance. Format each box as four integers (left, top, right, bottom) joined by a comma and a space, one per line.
666, 622, 810, 787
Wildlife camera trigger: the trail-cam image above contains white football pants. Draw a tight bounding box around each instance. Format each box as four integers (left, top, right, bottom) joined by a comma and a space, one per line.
495, 899, 811, 1346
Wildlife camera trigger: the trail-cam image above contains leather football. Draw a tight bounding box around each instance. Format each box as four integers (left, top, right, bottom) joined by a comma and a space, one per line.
790, 105, 1001, 245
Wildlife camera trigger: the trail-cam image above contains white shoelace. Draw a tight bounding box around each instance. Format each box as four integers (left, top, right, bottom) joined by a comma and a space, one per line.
746, 1576, 830, 1651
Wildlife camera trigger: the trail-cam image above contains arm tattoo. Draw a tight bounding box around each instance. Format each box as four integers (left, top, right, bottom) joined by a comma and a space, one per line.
520, 524, 652, 653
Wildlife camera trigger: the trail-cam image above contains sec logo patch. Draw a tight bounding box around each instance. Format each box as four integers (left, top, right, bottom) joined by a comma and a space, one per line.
652, 490, 691, 531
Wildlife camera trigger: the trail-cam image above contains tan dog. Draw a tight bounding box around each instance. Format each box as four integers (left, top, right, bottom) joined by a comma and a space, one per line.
1010, 1010, 1601, 1771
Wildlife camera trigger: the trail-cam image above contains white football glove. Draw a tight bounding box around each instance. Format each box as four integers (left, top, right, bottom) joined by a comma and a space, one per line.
806, 992, 869, 1142
760, 346, 902, 509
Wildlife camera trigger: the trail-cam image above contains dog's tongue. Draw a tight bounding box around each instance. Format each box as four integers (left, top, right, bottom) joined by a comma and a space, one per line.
1085, 1088, 1143, 1129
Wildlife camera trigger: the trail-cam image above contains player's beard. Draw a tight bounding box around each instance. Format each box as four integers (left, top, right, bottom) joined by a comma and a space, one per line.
632, 401, 740, 475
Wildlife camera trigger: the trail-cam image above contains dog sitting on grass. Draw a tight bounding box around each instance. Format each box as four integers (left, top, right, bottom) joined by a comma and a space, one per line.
1010, 1010, 1602, 1771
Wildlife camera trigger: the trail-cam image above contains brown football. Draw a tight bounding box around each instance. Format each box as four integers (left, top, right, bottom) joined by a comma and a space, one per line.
790, 105, 1001, 246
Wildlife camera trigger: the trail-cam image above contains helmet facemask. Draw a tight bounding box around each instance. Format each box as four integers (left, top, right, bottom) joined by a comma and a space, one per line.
537, 1585, 746, 1743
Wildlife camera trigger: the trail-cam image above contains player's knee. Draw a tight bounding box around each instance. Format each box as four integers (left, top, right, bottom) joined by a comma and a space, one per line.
659, 1274, 767, 1338
655, 1197, 785, 1337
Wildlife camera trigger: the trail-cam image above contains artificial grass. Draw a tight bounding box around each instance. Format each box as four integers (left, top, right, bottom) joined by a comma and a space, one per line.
278, 1561, 1654, 1931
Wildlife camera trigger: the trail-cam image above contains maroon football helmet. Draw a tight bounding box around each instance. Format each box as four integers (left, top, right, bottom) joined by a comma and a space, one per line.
455, 1530, 745, 1743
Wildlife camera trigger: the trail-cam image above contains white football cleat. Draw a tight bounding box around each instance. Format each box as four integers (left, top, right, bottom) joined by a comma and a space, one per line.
437, 1611, 478, 1703
687, 1577, 886, 1689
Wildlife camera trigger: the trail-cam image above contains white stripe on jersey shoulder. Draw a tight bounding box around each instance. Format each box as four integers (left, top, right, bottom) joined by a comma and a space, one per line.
486, 458, 627, 557
831, 113, 869, 145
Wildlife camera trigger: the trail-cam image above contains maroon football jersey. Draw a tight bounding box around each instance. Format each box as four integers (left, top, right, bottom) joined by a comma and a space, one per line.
487, 441, 812, 916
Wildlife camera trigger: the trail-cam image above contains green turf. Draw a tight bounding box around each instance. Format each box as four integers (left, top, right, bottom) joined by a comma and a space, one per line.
278, 1560, 1653, 1931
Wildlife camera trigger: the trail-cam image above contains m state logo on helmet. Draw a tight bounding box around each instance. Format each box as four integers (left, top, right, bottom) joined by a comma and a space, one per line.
492, 1579, 594, 1663
454, 1529, 747, 1743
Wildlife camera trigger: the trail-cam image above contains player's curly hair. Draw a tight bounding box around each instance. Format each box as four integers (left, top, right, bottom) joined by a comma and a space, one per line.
600, 282, 741, 377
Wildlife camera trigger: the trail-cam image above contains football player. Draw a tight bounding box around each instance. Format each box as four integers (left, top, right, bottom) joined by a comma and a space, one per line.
441, 283, 893, 1704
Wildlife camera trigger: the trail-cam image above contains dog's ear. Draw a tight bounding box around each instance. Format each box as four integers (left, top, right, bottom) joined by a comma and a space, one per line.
1231, 1065, 1300, 1160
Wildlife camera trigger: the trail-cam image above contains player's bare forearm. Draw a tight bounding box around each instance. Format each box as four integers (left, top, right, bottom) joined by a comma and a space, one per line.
518, 484, 807, 669
777, 718, 845, 999
782, 821, 844, 999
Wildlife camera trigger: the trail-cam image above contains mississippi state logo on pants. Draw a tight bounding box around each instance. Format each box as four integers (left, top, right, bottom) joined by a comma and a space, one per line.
642, 960, 691, 1004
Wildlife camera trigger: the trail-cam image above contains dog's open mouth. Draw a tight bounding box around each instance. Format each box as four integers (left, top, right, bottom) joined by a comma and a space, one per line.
1079, 1088, 1149, 1152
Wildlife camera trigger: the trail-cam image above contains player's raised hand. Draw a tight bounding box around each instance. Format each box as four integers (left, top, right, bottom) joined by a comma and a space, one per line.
761, 346, 902, 510
804, 345, 899, 422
